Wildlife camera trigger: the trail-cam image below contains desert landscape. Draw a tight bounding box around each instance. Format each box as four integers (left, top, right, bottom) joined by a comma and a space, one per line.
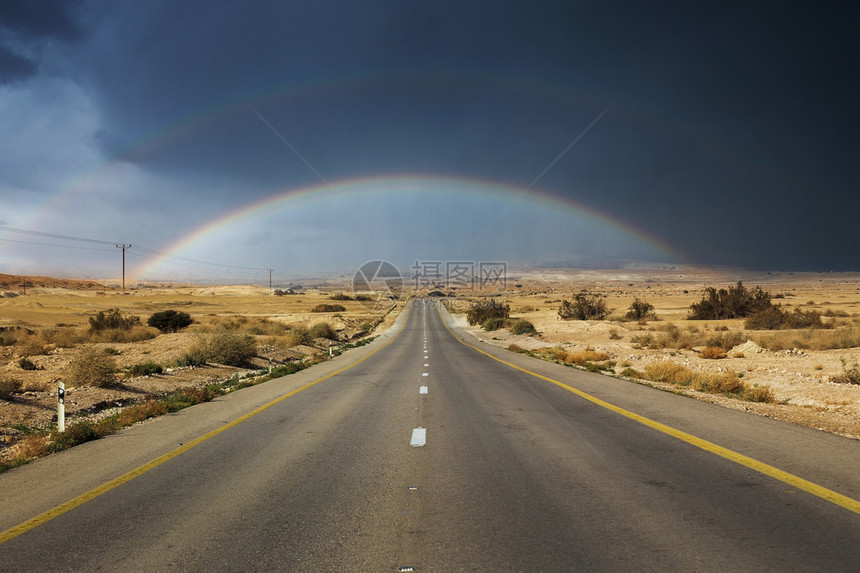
0, 274, 400, 468
1, 268, 859, 471
445, 268, 860, 440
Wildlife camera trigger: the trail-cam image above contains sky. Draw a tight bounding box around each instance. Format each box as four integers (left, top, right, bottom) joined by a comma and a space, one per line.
0, 1, 858, 283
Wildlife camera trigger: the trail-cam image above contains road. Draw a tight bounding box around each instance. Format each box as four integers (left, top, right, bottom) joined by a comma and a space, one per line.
2, 299, 860, 571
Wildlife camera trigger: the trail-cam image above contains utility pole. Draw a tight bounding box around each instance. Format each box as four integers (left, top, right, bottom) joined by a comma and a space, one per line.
116, 244, 131, 291
267, 268, 274, 292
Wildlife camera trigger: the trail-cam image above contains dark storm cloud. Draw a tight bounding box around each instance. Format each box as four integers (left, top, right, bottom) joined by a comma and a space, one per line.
5, 1, 859, 272
0, 0, 85, 83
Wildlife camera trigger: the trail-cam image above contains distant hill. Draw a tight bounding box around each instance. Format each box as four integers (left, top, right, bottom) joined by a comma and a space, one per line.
0, 273, 106, 290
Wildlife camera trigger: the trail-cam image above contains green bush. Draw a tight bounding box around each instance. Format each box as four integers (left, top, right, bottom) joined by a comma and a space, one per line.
204, 329, 257, 366
689, 282, 772, 320
558, 294, 609, 320
466, 299, 510, 326
625, 298, 656, 321
127, 361, 164, 377
66, 347, 118, 388
311, 304, 346, 313
483, 317, 505, 331
89, 308, 140, 332
509, 319, 537, 335
329, 293, 352, 301
147, 310, 193, 333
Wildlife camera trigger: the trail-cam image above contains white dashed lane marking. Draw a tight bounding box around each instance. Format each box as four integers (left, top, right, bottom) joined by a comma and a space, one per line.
410, 427, 427, 447
419, 386, 428, 395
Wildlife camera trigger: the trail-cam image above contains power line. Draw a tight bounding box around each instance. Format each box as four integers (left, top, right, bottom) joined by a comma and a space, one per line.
0, 238, 116, 253
1, 226, 270, 274
0, 226, 118, 246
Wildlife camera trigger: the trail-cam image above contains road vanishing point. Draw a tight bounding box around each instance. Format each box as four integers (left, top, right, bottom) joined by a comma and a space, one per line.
1, 299, 860, 571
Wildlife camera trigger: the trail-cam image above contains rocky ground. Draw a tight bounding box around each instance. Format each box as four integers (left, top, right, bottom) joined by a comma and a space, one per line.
449, 268, 860, 440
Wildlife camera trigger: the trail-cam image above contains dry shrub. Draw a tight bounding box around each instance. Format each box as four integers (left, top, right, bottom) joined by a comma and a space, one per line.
284, 326, 312, 347
246, 318, 287, 336
309, 322, 336, 340
655, 325, 697, 350
311, 303, 346, 313
507, 343, 529, 354
41, 327, 85, 348
558, 294, 609, 320
18, 337, 48, 356
467, 299, 510, 325
66, 347, 118, 388
688, 282, 772, 319
16, 433, 51, 459
643, 361, 690, 384
203, 329, 257, 366
88, 325, 155, 343
625, 298, 656, 321
704, 331, 747, 350
483, 317, 505, 331
746, 385, 775, 402
754, 325, 860, 351
831, 359, 860, 385
642, 360, 771, 401
546, 347, 568, 362
0, 377, 23, 400
88, 308, 140, 332
509, 319, 536, 335
565, 349, 611, 365
698, 346, 728, 359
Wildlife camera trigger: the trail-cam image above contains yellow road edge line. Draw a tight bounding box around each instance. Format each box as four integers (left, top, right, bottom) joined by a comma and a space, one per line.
0, 303, 413, 546
436, 301, 860, 516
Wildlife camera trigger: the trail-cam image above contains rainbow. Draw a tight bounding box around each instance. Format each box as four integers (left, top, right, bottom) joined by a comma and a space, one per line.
21, 69, 744, 233
13, 71, 728, 279
132, 174, 688, 281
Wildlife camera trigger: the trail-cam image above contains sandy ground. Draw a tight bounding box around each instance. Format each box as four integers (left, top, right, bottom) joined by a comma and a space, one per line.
446, 268, 860, 440
1, 268, 859, 462
0, 280, 398, 461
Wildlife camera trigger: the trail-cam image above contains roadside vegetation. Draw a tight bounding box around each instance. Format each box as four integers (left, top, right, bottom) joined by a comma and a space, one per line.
558, 293, 609, 320
0, 289, 391, 472
466, 298, 510, 325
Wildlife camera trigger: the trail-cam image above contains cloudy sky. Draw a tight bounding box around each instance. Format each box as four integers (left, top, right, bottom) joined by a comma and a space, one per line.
1, 1, 858, 283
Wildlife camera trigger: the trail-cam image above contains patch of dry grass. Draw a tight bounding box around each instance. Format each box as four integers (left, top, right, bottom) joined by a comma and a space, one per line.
698, 346, 728, 359
643, 360, 773, 402
753, 325, 860, 351
565, 349, 611, 365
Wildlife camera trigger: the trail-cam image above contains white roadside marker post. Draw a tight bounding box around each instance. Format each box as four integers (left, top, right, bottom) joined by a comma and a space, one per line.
329, 341, 333, 357
57, 381, 65, 432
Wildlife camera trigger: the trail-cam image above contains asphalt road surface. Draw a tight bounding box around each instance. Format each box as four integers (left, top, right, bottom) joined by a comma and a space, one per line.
2, 299, 860, 571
